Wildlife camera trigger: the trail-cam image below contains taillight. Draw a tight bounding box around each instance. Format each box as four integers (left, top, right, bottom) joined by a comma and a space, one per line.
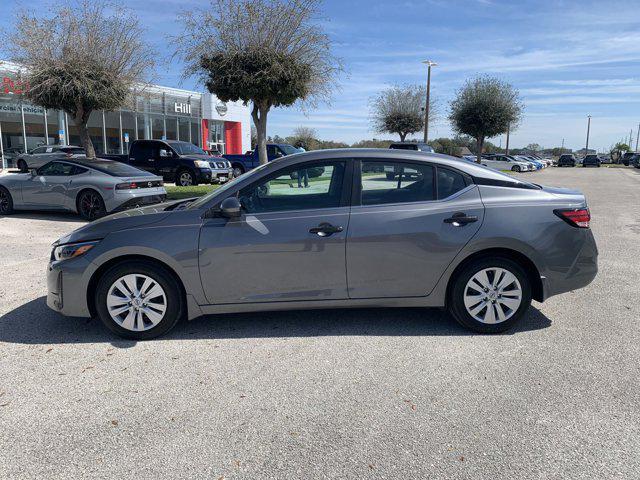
115, 182, 138, 190
554, 208, 591, 228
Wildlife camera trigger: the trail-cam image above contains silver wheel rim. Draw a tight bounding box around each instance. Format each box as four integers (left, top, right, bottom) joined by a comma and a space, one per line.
179, 172, 193, 186
107, 274, 167, 332
233, 167, 243, 177
464, 268, 522, 324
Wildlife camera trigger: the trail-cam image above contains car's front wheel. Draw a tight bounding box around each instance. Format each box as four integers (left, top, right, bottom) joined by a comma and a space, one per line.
95, 261, 184, 340
232, 165, 245, 178
0, 186, 14, 215
176, 169, 197, 187
448, 257, 532, 333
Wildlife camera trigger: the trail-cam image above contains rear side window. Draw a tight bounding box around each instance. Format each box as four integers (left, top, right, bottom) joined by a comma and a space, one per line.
437, 168, 468, 199
360, 161, 434, 206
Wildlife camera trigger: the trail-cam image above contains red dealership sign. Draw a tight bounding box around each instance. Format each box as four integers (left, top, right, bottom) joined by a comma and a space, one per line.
2, 76, 30, 95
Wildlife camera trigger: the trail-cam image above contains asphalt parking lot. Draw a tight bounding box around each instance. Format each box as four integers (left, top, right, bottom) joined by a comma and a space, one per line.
1, 167, 639, 479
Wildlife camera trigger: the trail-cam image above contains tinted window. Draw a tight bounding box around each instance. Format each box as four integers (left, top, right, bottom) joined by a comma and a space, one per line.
360, 161, 434, 206
437, 168, 468, 199
74, 160, 152, 177
279, 145, 300, 156
239, 161, 346, 213
38, 162, 75, 176
32, 147, 47, 154
266, 145, 278, 157
169, 142, 206, 155
389, 144, 416, 150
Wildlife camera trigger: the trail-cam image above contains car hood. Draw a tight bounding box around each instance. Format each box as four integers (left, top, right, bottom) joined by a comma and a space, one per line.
55, 199, 189, 245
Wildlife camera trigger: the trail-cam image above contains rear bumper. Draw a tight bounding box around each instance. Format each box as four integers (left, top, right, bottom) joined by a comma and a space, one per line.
112, 194, 167, 212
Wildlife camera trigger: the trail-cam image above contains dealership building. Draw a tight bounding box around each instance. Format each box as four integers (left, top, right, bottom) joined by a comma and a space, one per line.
0, 61, 251, 170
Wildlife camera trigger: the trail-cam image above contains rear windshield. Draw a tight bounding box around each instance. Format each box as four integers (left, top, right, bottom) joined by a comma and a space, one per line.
169, 142, 207, 155
76, 159, 152, 177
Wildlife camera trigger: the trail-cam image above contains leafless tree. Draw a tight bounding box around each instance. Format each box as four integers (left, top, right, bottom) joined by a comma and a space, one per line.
7, 1, 154, 158
370, 84, 436, 142
174, 0, 343, 165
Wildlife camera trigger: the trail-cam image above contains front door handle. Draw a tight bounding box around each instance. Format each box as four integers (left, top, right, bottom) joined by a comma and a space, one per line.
309, 222, 344, 237
444, 212, 478, 227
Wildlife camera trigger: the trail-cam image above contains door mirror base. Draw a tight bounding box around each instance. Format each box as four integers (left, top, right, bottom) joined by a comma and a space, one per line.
219, 196, 242, 218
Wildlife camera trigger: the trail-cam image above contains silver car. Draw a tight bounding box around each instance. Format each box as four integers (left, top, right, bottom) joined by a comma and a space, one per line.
45, 149, 598, 339
0, 157, 166, 220
16, 145, 85, 172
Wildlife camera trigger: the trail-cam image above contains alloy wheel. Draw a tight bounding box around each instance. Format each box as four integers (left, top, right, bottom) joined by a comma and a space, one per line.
463, 268, 522, 324
0, 189, 10, 213
179, 172, 193, 186
80, 192, 104, 220
233, 167, 243, 178
106, 274, 167, 332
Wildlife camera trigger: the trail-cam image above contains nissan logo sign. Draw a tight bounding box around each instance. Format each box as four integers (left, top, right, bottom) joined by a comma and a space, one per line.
215, 103, 228, 116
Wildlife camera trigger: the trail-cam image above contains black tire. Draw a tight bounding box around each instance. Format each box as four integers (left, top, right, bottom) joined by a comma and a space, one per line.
77, 189, 107, 221
0, 186, 14, 215
232, 164, 245, 178
17, 159, 28, 173
94, 261, 184, 340
175, 169, 198, 187
511, 165, 521, 172
448, 257, 532, 334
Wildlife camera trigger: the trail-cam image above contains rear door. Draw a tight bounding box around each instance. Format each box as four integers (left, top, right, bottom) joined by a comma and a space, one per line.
198, 159, 352, 304
129, 141, 159, 174
346, 159, 484, 299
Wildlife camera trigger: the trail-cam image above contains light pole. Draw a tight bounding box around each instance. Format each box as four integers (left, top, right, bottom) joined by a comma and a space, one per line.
636, 123, 640, 152
422, 60, 437, 144
505, 123, 510, 155
585, 115, 592, 154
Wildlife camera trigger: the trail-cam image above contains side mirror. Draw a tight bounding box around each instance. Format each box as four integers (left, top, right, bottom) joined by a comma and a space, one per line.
159, 149, 170, 158
30, 169, 37, 177
219, 196, 242, 218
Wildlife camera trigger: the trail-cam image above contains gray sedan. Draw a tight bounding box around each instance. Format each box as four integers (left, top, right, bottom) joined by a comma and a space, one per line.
45, 149, 598, 339
16, 145, 85, 172
0, 158, 166, 220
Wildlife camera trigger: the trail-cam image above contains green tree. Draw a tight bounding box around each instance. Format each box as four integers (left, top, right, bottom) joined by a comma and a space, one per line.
287, 127, 319, 151
525, 143, 541, 152
609, 142, 630, 163
8, 1, 153, 159
449, 76, 523, 163
370, 84, 435, 142
175, 0, 342, 165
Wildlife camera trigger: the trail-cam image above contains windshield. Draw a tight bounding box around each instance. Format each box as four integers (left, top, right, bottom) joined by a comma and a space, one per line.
187, 161, 273, 209
279, 144, 301, 156
170, 142, 207, 155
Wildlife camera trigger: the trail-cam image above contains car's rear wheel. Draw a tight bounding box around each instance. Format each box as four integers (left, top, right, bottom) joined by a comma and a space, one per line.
77, 190, 107, 221
511, 165, 521, 172
176, 169, 197, 187
448, 257, 532, 333
0, 186, 14, 215
17, 159, 28, 172
95, 261, 184, 340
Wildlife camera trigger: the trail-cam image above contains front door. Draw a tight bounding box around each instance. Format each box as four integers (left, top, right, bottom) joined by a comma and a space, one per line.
198, 159, 351, 304
346, 159, 484, 298
21, 161, 75, 209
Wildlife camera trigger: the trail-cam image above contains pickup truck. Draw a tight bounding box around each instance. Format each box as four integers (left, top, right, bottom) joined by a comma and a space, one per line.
105, 140, 233, 187
223, 143, 300, 177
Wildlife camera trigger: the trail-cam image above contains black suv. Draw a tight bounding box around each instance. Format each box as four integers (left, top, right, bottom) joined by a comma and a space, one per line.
558, 154, 576, 167
582, 154, 601, 168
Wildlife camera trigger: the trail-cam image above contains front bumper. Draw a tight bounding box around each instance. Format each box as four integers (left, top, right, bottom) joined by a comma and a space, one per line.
47, 256, 93, 318
211, 168, 234, 184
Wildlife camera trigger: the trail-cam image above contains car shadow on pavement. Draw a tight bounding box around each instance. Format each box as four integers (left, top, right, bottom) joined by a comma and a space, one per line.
0, 296, 552, 347
6, 211, 85, 223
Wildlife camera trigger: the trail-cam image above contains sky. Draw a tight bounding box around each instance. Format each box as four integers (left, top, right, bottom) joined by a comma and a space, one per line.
2, 0, 640, 151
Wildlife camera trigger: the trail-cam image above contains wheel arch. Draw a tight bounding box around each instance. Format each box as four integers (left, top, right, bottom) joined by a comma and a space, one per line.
86, 254, 187, 319
445, 247, 544, 305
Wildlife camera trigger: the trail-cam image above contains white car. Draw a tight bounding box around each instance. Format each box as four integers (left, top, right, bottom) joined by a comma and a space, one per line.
481, 155, 531, 172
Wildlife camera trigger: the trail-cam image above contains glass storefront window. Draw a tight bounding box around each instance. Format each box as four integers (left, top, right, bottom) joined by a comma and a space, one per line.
137, 113, 148, 140
104, 110, 121, 154
45, 110, 62, 145
178, 117, 190, 142
165, 116, 178, 140
151, 115, 163, 140
0, 95, 25, 168
121, 110, 136, 152
191, 119, 200, 147
22, 104, 47, 151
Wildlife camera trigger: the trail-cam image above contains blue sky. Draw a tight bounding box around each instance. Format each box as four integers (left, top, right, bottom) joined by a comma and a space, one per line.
3, 0, 640, 150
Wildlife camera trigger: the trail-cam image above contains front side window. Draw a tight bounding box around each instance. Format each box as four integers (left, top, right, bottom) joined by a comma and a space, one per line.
360, 161, 434, 206
38, 162, 75, 176
238, 161, 346, 214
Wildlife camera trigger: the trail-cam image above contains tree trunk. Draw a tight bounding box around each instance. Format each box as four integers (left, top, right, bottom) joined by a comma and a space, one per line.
476, 136, 484, 164
73, 103, 96, 159
251, 102, 270, 165
399, 132, 407, 142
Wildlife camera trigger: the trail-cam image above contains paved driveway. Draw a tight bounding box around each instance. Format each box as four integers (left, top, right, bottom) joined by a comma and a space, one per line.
1, 167, 639, 479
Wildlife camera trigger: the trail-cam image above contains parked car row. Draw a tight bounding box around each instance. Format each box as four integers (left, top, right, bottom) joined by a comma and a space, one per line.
14, 140, 234, 187
460, 153, 553, 173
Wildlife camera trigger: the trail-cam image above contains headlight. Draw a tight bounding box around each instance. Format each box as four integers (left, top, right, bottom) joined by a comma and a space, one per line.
53, 241, 100, 261
194, 160, 210, 168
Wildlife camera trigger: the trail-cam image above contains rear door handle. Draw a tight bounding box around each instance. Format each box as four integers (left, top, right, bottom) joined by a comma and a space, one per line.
309, 222, 344, 237
444, 212, 478, 226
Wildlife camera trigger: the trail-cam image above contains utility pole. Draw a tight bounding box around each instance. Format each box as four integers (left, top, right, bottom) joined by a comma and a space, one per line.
561, 138, 565, 152
636, 123, 640, 152
422, 60, 437, 144
585, 115, 592, 154
505, 123, 510, 155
